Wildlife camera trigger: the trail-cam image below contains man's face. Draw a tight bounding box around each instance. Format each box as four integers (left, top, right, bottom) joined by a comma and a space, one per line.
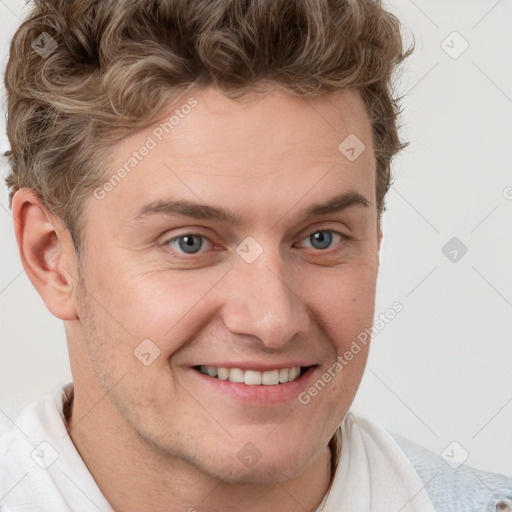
73, 86, 380, 483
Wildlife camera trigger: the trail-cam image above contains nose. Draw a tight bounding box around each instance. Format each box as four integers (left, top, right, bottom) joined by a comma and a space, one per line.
220, 245, 311, 349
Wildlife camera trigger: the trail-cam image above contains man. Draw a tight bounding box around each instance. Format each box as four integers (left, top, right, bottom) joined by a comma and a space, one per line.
0, 0, 510, 510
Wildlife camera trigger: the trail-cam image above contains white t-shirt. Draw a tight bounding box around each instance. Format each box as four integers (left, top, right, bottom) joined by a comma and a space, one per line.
1, 383, 113, 512
0, 381, 445, 511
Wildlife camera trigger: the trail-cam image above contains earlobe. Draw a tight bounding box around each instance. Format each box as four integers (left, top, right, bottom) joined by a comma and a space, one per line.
11, 188, 79, 321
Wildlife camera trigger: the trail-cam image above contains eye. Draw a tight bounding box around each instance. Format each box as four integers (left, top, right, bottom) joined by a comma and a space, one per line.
297, 230, 345, 250
166, 234, 211, 255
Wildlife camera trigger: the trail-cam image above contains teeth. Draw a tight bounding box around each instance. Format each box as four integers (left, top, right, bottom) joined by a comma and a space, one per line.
198, 365, 303, 385
262, 370, 279, 386
279, 368, 289, 383
202, 366, 218, 378
229, 368, 244, 383
217, 367, 229, 380
288, 367, 300, 381
244, 370, 261, 386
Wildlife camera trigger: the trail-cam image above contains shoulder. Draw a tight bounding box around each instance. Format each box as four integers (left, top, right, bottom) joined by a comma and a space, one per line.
390, 432, 512, 512
0, 382, 113, 512
0, 386, 72, 511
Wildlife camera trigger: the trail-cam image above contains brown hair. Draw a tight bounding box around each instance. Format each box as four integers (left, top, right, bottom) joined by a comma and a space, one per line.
4, 0, 411, 250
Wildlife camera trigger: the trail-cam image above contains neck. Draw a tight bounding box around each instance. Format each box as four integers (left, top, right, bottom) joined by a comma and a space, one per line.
64, 385, 333, 512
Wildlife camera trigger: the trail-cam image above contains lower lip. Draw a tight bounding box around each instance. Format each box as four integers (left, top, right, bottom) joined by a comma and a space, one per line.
189, 366, 318, 405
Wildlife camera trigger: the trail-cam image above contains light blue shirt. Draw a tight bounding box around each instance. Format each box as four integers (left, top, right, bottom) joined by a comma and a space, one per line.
392, 433, 512, 512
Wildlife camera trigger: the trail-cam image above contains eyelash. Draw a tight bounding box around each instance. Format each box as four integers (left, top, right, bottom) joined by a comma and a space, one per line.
163, 229, 351, 260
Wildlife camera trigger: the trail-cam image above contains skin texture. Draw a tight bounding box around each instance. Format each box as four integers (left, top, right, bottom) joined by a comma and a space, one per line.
12, 86, 382, 512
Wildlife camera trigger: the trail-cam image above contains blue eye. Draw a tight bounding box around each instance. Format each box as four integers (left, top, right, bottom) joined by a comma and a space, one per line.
168, 234, 205, 254
309, 231, 333, 250
298, 230, 344, 250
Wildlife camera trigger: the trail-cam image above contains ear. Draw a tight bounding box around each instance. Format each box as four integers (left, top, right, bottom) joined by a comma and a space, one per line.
11, 188, 79, 321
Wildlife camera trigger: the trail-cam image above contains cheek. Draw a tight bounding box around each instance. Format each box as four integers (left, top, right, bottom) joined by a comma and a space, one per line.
294, 266, 375, 436
83, 259, 228, 356
300, 262, 378, 349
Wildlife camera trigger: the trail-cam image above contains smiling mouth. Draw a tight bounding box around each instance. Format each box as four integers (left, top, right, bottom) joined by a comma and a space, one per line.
193, 365, 312, 385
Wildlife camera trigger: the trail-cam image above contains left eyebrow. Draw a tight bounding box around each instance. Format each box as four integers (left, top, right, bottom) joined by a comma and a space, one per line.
300, 191, 370, 219
132, 191, 370, 225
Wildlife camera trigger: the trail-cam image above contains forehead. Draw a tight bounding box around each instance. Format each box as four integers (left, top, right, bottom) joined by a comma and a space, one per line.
88, 86, 376, 225
143, 86, 371, 163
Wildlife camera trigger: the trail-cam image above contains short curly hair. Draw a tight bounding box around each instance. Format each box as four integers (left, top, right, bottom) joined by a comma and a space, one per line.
4, 0, 411, 250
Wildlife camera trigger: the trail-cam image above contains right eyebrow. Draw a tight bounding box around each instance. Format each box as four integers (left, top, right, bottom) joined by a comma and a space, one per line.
133, 199, 244, 225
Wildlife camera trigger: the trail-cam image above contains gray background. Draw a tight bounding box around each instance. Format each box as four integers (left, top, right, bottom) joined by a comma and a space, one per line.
1, 0, 511, 475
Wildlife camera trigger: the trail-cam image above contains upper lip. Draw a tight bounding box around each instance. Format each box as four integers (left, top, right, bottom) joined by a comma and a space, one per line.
192, 361, 317, 371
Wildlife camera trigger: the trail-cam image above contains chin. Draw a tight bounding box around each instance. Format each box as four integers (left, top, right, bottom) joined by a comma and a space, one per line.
194, 438, 321, 485
204, 455, 311, 485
